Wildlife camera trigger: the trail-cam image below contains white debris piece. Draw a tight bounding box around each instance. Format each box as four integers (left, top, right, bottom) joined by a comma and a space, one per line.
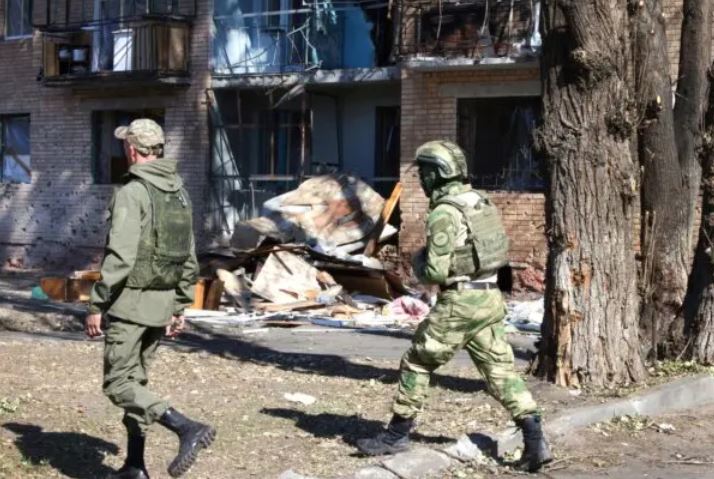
506, 298, 544, 332
284, 392, 317, 406
656, 423, 676, 433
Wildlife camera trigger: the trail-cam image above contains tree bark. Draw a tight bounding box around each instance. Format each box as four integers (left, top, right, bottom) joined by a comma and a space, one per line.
534, 0, 646, 387
674, 1, 712, 227
684, 69, 714, 364
679, 2, 714, 360
634, 0, 691, 359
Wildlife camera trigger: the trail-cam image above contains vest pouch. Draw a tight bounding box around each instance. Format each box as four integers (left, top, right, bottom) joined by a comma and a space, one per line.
450, 244, 478, 277
146, 252, 190, 290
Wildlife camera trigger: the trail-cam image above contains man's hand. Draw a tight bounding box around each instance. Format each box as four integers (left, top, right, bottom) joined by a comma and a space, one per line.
166, 315, 185, 338
85, 313, 103, 338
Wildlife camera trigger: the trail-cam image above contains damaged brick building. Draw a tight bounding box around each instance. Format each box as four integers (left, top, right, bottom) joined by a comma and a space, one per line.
0, 0, 689, 284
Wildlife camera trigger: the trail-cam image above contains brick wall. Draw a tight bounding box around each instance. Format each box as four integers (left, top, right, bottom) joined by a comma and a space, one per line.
0, 0, 212, 271
398, 65, 546, 268
399, 1, 697, 274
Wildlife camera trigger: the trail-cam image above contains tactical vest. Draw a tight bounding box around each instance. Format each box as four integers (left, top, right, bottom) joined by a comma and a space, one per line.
125, 178, 193, 290
435, 191, 509, 278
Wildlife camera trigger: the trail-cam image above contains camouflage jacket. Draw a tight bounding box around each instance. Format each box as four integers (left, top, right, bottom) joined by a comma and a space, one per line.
413, 182, 495, 285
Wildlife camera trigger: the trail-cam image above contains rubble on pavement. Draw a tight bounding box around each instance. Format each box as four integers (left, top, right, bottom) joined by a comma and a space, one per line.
30, 174, 546, 335
186, 175, 421, 331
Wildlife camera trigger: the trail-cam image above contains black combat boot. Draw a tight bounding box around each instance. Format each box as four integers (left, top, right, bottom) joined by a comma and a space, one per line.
157, 408, 216, 477
516, 415, 553, 472
107, 434, 150, 479
356, 415, 414, 456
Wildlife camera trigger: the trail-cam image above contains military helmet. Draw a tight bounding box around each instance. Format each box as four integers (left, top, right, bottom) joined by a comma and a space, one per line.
415, 140, 469, 182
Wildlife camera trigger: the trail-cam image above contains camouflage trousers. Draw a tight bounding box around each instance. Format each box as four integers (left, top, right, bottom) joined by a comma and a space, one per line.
103, 317, 170, 435
393, 289, 538, 420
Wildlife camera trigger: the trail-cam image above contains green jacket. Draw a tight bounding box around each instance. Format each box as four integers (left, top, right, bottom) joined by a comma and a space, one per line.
89, 158, 198, 327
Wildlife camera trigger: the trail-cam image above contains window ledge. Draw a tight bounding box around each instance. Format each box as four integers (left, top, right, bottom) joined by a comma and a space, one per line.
1, 35, 34, 42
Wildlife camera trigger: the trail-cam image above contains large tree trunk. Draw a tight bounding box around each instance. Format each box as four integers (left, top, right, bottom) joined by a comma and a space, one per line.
634, 0, 690, 359
679, 2, 714, 360
534, 0, 646, 388
684, 69, 714, 363
674, 1, 712, 236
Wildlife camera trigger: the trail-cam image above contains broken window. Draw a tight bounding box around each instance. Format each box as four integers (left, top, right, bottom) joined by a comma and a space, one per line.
209, 89, 309, 231
212, 0, 392, 74
6, 0, 33, 38
1, 115, 31, 184
92, 109, 165, 184
402, 0, 541, 62
457, 97, 543, 191
374, 106, 400, 199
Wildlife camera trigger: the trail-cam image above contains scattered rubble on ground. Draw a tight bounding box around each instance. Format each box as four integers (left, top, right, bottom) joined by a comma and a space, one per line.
505, 297, 543, 333
27, 175, 547, 336
185, 175, 420, 332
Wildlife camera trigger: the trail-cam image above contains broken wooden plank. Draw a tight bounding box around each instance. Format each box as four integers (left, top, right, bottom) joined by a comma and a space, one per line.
255, 300, 322, 313
71, 270, 101, 281
40, 277, 67, 301
190, 278, 208, 310
250, 251, 322, 303
204, 279, 225, 310
364, 182, 403, 257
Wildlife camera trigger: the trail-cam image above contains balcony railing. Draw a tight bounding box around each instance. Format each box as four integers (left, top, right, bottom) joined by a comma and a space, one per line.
398, 0, 541, 63
41, 20, 190, 85
212, 2, 393, 76
36, 0, 196, 31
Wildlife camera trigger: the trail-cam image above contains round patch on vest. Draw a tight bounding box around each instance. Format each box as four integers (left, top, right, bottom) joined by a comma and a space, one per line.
432, 231, 450, 248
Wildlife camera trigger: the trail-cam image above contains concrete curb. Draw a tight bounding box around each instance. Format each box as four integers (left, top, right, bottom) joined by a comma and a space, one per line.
495, 374, 714, 456
279, 374, 714, 479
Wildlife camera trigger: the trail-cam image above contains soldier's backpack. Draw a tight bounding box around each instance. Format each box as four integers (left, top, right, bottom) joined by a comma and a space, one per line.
435, 191, 509, 278
126, 179, 193, 290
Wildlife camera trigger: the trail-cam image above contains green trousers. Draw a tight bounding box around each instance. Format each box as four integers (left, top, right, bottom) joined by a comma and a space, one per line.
103, 317, 170, 435
393, 289, 538, 420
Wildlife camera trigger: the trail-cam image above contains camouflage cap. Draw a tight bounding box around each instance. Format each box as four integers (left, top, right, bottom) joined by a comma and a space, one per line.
114, 118, 164, 155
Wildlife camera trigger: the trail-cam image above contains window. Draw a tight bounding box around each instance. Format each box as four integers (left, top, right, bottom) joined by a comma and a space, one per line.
92, 109, 165, 184
457, 97, 543, 191
1, 115, 31, 184
5, 0, 32, 39
374, 106, 400, 199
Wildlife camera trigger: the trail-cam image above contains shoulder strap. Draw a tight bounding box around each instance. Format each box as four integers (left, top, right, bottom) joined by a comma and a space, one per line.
127, 177, 157, 243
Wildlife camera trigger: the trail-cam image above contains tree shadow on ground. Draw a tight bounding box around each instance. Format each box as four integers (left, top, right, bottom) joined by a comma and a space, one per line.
2, 423, 119, 479
261, 408, 454, 448
174, 329, 489, 394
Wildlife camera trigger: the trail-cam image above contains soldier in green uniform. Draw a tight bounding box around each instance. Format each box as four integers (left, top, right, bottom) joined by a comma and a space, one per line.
85, 119, 216, 479
356, 140, 552, 472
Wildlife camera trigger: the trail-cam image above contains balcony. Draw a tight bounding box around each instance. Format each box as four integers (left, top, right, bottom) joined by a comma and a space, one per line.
35, 0, 195, 87
398, 0, 541, 65
212, 0, 394, 76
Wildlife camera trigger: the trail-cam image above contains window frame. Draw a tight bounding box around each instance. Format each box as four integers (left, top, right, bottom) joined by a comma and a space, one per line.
457, 96, 544, 192
4, 0, 33, 40
0, 114, 32, 184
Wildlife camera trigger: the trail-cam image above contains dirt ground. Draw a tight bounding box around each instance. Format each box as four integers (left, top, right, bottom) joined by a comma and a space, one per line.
0, 332, 552, 479
443, 405, 714, 479
1, 271, 711, 479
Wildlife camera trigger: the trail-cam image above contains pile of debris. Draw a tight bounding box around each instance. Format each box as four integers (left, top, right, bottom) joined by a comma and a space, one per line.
189, 175, 431, 331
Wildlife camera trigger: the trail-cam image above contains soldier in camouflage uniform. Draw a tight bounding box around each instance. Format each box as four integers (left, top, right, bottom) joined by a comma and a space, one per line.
357, 141, 552, 472
85, 119, 216, 479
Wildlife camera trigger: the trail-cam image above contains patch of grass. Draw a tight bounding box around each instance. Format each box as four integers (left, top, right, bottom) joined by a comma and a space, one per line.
591, 414, 653, 436
651, 360, 714, 378
0, 397, 20, 414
